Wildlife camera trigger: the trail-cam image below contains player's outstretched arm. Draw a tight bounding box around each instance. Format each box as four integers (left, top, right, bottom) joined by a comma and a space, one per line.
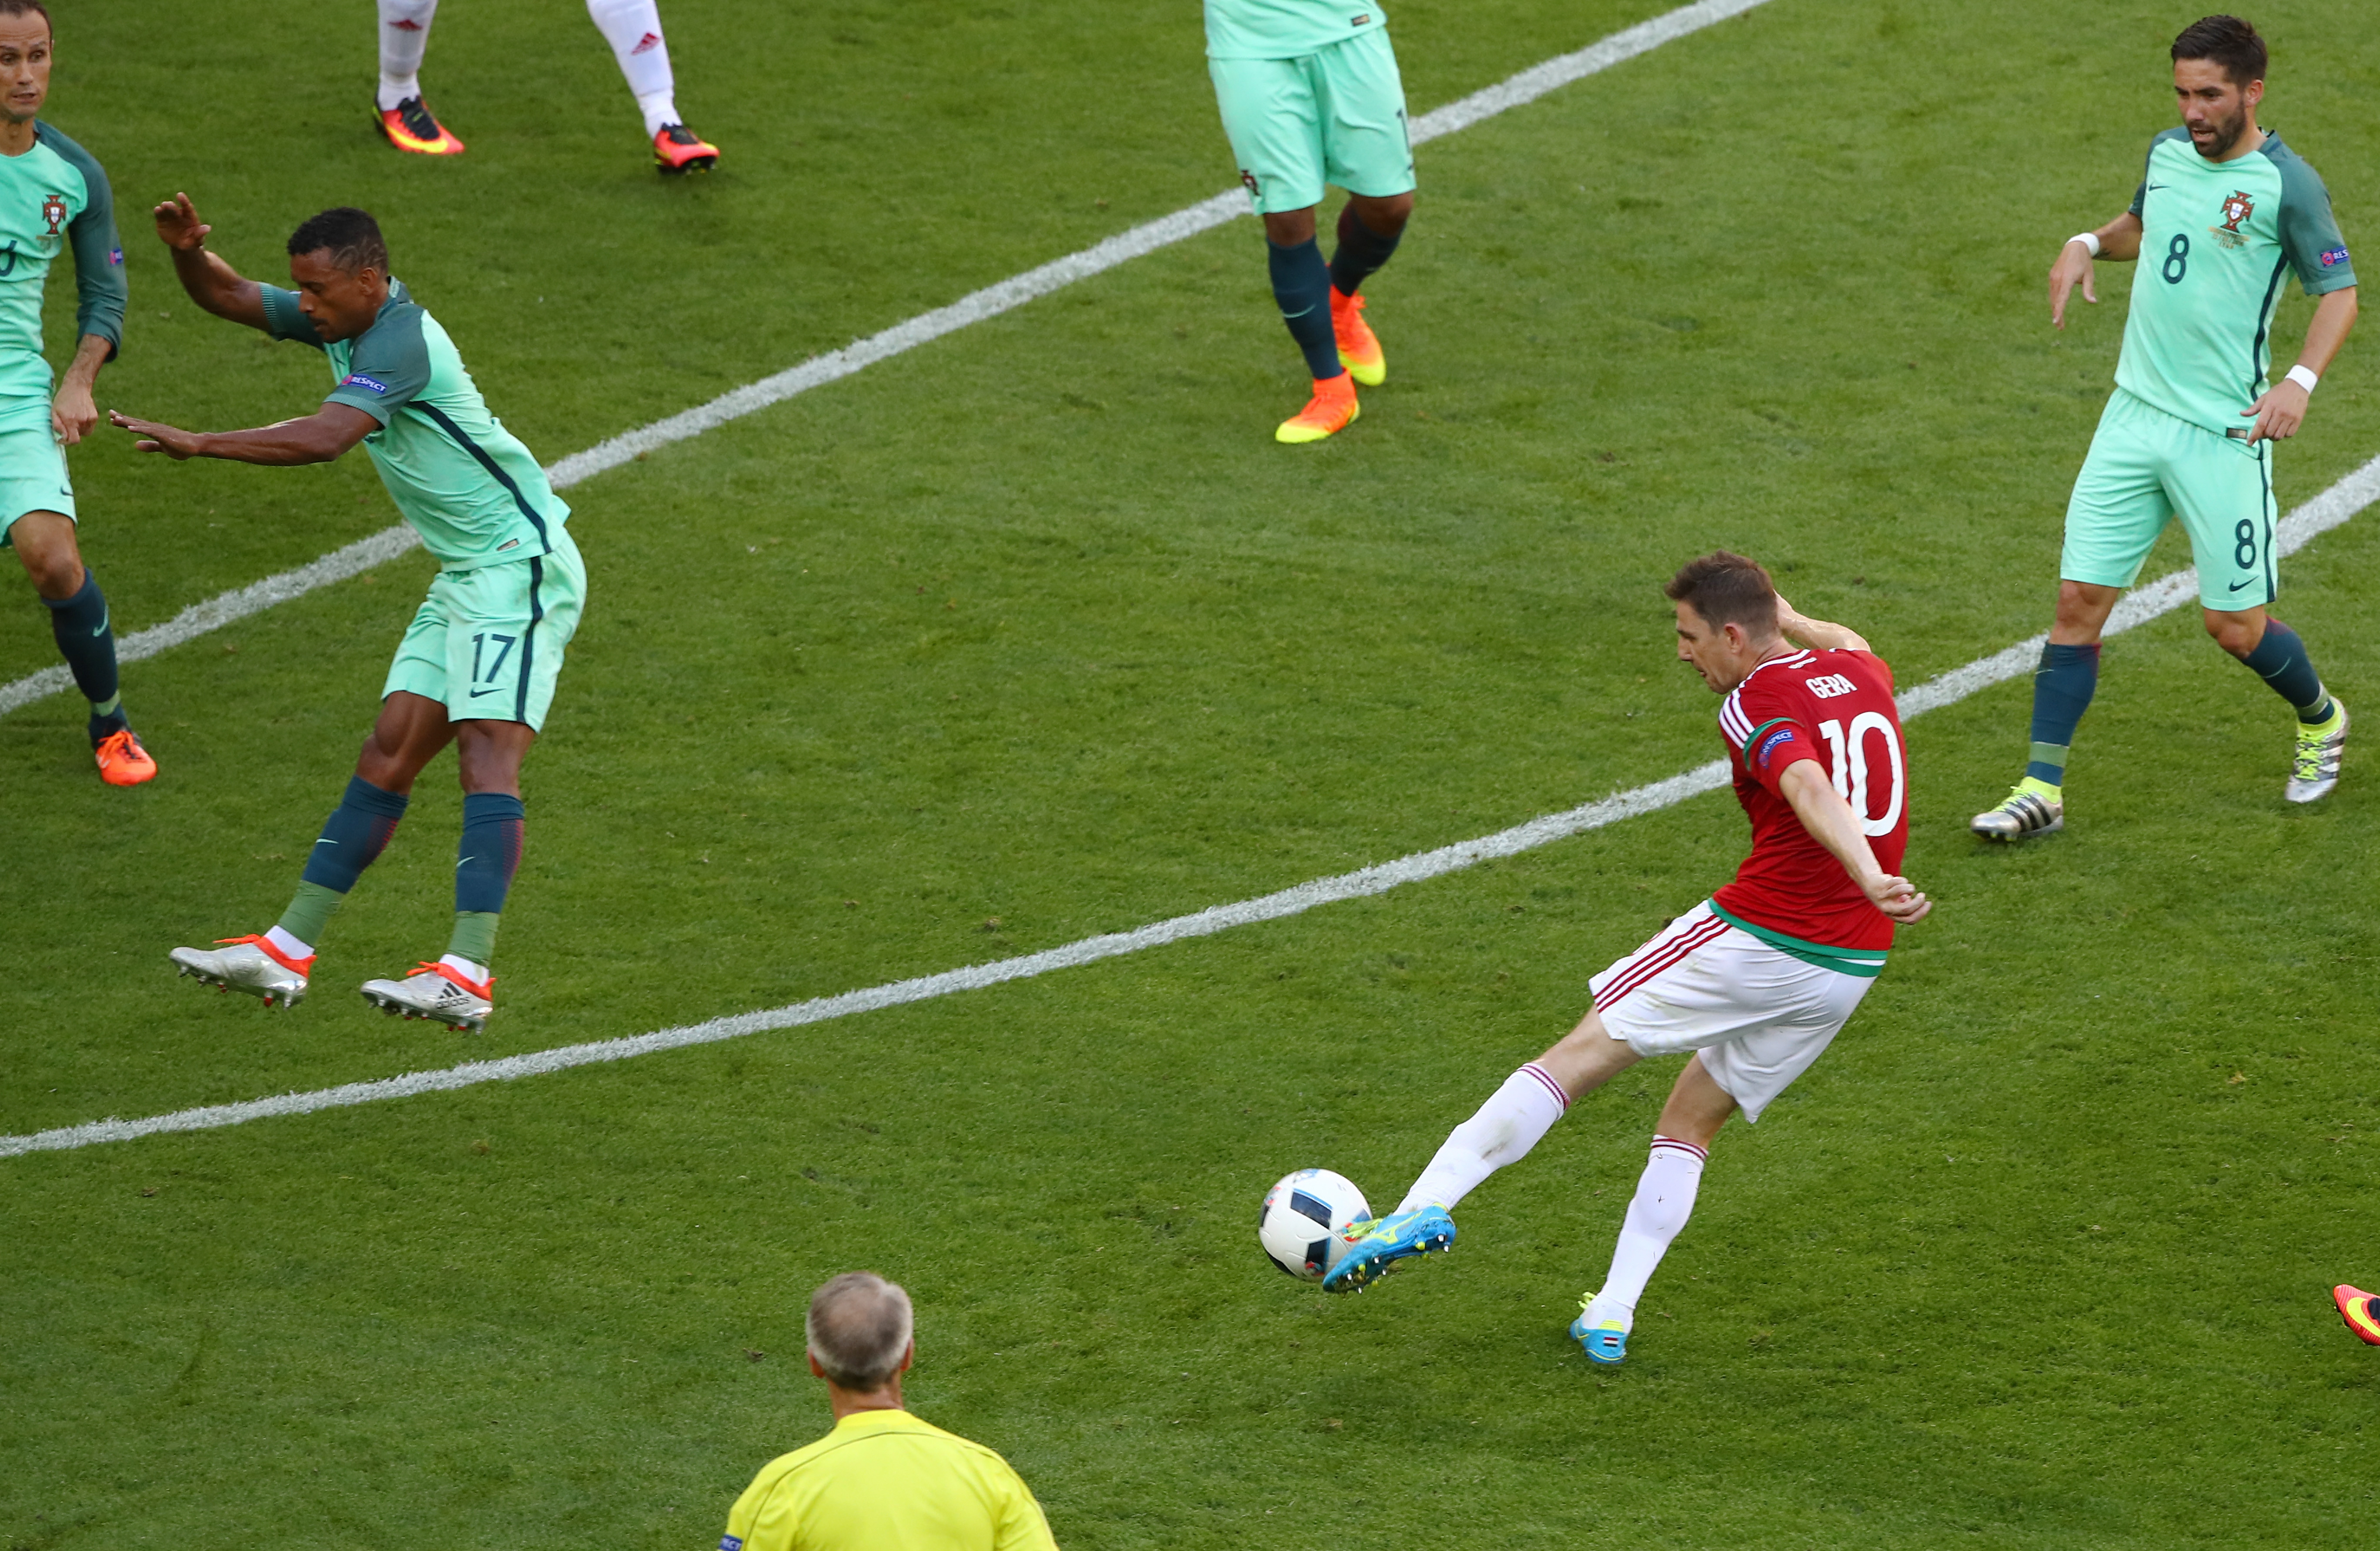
153, 193, 268, 331
107, 404, 378, 466
1776, 760, 1931, 924
1772, 595, 1868, 654
2050, 212, 2143, 330
2244, 286, 2357, 444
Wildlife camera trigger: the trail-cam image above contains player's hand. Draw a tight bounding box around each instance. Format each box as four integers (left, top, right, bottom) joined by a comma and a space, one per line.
1863, 873, 1931, 924
51, 380, 97, 445
109, 410, 202, 459
151, 192, 210, 252
2242, 380, 2310, 443
2049, 240, 2097, 330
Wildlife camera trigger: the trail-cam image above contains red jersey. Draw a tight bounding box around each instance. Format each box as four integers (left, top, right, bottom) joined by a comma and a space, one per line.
1709, 647, 1908, 955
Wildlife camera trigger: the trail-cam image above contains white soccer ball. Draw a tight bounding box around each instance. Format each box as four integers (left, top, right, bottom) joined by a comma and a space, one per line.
1258, 1167, 1372, 1281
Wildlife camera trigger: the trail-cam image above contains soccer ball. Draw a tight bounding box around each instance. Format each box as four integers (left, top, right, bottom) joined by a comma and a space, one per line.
1258, 1167, 1372, 1281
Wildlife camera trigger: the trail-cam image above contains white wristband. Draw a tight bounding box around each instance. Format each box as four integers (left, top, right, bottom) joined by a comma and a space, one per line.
2068, 231, 2102, 258
2285, 364, 2320, 394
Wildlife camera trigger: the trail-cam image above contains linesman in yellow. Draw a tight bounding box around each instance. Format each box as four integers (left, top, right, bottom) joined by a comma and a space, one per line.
720, 1272, 1060, 1551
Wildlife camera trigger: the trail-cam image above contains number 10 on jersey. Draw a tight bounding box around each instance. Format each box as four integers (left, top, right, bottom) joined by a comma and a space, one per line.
1816, 714, 1905, 837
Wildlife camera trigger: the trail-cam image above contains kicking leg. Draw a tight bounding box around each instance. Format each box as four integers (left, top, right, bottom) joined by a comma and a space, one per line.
2213, 608, 2347, 803
1973, 578, 2113, 840
169, 692, 450, 1006
1327, 1008, 1642, 1292
1572, 1055, 1737, 1363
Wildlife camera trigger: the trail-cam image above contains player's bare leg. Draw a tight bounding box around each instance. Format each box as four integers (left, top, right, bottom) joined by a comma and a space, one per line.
1329, 191, 1410, 385
1571, 1055, 1738, 1364
1260, 206, 1359, 443
357, 712, 533, 1033
2199, 604, 2348, 802
1974, 579, 2117, 839
11, 511, 153, 784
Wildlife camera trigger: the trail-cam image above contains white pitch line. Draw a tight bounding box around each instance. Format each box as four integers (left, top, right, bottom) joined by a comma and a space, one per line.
9, 449, 2377, 1161
0, 0, 1775, 721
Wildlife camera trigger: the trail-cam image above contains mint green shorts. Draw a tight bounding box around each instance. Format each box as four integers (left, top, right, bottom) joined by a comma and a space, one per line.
1209, 28, 1414, 215
2062, 388, 2277, 610
384, 526, 585, 731
0, 396, 74, 538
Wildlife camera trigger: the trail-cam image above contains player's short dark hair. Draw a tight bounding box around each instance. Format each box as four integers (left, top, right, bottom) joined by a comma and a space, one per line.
1665, 551, 1780, 637
2172, 15, 2266, 86
0, 1, 53, 30
806, 1272, 913, 1390
287, 207, 390, 277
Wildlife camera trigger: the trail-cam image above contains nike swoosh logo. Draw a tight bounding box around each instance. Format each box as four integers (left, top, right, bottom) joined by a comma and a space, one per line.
1280, 306, 1317, 320
314, 839, 337, 847
2229, 579, 2254, 591
468, 687, 505, 697
93, 608, 108, 637
457, 856, 477, 870
2145, 183, 2168, 191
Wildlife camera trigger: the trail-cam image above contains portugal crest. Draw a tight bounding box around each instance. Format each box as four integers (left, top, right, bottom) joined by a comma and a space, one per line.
2210, 188, 2254, 249
39, 192, 66, 237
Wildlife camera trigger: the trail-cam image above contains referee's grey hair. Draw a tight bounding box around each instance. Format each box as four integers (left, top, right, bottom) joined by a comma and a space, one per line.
806, 1272, 914, 1390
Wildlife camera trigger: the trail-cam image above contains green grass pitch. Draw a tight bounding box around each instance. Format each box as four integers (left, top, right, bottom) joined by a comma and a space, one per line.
6, 0, 2380, 1544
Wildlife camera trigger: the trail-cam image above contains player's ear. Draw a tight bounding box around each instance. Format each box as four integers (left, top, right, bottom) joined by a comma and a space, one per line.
898, 1341, 916, 1373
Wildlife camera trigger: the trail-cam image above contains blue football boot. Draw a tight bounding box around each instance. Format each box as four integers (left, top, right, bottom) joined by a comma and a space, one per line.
1570, 1300, 1628, 1364
1321, 1205, 1456, 1292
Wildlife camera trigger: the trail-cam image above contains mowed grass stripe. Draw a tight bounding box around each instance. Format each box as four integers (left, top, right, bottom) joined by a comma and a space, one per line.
0, 0, 1773, 720
10, 446, 2374, 1161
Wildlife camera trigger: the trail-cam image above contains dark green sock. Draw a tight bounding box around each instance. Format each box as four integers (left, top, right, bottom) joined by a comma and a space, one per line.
446, 911, 500, 967
276, 881, 346, 946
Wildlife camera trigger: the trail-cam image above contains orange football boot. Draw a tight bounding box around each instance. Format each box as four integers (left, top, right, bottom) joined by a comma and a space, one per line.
94, 727, 157, 786
378, 97, 465, 156
1275, 371, 1359, 444
654, 123, 719, 173
1332, 287, 1385, 386
2335, 1285, 2380, 1345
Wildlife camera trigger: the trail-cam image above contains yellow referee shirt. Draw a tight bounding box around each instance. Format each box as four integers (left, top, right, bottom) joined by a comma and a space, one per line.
720, 1408, 1059, 1551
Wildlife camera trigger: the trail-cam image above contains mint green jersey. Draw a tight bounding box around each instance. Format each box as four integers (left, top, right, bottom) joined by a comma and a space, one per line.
261, 280, 569, 570
0, 123, 127, 401
1205, 0, 1387, 60
2116, 128, 2356, 436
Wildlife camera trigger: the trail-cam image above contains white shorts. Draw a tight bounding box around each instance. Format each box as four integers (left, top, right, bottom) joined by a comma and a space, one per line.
1587, 901, 1875, 1122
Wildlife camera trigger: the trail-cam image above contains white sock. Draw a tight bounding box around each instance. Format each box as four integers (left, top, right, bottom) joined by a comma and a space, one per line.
585, 0, 679, 134
377, 0, 438, 110
1583, 1137, 1708, 1330
439, 954, 489, 984
1395, 1063, 1569, 1214
264, 925, 313, 962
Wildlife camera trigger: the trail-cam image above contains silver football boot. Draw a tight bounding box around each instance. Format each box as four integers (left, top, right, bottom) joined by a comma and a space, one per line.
2286, 698, 2347, 804
1970, 785, 2064, 841
169, 936, 310, 1008
359, 963, 493, 1033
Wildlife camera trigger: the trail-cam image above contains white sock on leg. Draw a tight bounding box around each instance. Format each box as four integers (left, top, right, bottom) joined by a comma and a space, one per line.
586, 0, 679, 134
264, 925, 312, 962
1583, 1136, 1708, 1330
1395, 1063, 1569, 1214
377, 0, 438, 111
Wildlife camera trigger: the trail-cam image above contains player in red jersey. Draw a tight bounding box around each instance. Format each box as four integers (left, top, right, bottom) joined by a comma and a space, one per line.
1325, 552, 1930, 1365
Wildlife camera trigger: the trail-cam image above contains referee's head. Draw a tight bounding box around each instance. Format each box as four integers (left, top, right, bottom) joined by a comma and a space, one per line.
806, 1272, 916, 1396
